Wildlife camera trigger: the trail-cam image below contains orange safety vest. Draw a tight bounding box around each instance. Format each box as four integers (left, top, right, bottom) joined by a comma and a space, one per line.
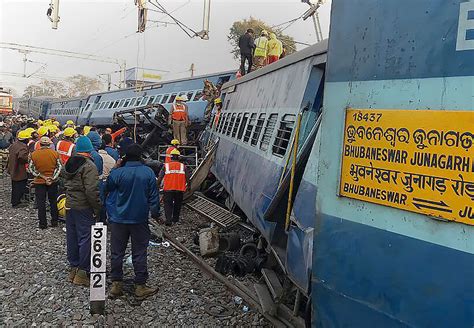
56, 140, 75, 164
164, 146, 176, 163
213, 111, 221, 128
171, 103, 187, 121
163, 161, 186, 192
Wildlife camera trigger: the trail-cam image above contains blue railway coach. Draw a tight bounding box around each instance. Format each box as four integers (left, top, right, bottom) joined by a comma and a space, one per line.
206, 0, 474, 327
46, 71, 235, 127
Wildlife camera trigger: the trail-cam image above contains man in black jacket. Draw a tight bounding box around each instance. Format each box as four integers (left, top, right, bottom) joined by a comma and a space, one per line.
238, 28, 255, 76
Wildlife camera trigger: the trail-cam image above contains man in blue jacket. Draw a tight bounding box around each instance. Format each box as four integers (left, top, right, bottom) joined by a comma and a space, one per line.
106, 143, 159, 300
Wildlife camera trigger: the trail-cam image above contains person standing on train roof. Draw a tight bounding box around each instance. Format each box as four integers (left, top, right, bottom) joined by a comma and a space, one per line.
7, 130, 30, 208
267, 33, 283, 65
102, 134, 119, 161
169, 96, 189, 145
164, 139, 180, 163
61, 136, 102, 287
56, 127, 77, 164
29, 136, 62, 229
157, 149, 190, 226
238, 28, 255, 76
106, 143, 159, 300
34, 126, 55, 151
253, 30, 269, 70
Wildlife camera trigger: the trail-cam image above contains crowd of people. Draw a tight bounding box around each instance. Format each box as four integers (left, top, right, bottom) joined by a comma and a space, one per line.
238, 28, 285, 76
3, 116, 190, 300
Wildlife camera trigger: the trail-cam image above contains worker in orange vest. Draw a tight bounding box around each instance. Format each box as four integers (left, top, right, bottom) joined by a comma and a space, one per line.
169, 96, 189, 145
56, 127, 77, 164
157, 149, 190, 226
164, 139, 180, 163
213, 98, 223, 129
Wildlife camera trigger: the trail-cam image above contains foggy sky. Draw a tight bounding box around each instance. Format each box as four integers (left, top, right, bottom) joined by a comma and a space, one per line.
0, 0, 332, 94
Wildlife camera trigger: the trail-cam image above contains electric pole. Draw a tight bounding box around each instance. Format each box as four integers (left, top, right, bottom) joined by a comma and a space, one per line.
190, 63, 195, 77
51, 0, 60, 29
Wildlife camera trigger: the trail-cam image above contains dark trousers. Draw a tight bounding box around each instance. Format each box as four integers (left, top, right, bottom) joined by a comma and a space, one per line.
66, 208, 95, 272
110, 222, 150, 284
35, 183, 59, 228
240, 53, 253, 75
163, 191, 184, 223
11, 179, 27, 206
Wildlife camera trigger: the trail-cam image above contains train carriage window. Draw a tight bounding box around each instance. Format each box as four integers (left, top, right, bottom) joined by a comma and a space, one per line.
217, 113, 227, 133
168, 93, 177, 103
148, 96, 155, 105
113, 100, 120, 109
232, 113, 242, 138
251, 114, 266, 147
123, 99, 131, 107
154, 95, 162, 104
162, 94, 170, 104
136, 97, 143, 106
193, 90, 203, 101
140, 96, 149, 106
260, 114, 278, 151
129, 98, 137, 107
187, 91, 194, 102
272, 114, 296, 157
244, 113, 257, 143
107, 101, 113, 109
237, 113, 249, 140
226, 113, 236, 136
118, 99, 125, 108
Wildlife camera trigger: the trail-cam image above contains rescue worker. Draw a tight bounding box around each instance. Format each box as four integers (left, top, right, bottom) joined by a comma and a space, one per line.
62, 136, 102, 287
65, 120, 75, 129
86, 130, 104, 177
165, 139, 180, 163
157, 149, 190, 226
102, 134, 119, 161
29, 136, 62, 229
267, 33, 283, 64
107, 143, 159, 299
253, 30, 269, 70
34, 126, 55, 151
28, 130, 39, 153
98, 142, 116, 222
7, 130, 30, 208
213, 98, 223, 129
238, 28, 255, 76
169, 96, 190, 145
56, 127, 76, 164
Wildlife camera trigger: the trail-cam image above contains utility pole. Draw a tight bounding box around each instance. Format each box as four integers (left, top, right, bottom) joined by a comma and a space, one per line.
51, 0, 60, 29
302, 0, 324, 42
190, 63, 195, 77
195, 0, 211, 40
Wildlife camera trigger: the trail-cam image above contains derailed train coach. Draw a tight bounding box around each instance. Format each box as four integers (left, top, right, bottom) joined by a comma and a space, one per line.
207, 0, 474, 326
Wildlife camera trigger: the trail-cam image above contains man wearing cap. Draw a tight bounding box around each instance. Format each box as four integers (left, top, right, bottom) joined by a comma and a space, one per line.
7, 130, 30, 208
212, 98, 223, 129
102, 134, 119, 161
157, 149, 190, 226
169, 96, 189, 145
86, 130, 104, 177
29, 136, 62, 229
61, 136, 102, 287
34, 126, 55, 151
106, 143, 159, 299
57, 127, 76, 164
164, 139, 180, 163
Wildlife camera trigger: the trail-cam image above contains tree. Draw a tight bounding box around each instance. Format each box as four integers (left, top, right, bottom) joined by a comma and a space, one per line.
22, 80, 66, 98
228, 17, 297, 59
65, 75, 103, 98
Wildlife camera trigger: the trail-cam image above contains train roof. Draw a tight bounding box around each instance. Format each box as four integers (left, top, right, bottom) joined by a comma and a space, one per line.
222, 39, 328, 90
87, 69, 236, 98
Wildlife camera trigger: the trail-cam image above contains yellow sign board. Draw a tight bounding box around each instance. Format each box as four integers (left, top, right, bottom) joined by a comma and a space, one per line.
340, 109, 474, 225
142, 73, 162, 80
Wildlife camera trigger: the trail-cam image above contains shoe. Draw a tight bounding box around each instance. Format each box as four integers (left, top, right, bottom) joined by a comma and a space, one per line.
39, 225, 47, 230
12, 203, 28, 209
165, 222, 172, 226
68, 267, 77, 283
135, 284, 158, 300
73, 269, 90, 287
51, 220, 58, 227
110, 281, 124, 298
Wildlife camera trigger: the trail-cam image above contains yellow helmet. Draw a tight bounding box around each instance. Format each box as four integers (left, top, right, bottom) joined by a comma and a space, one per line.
170, 149, 181, 156
37, 126, 49, 137
37, 120, 44, 126
66, 120, 74, 125
53, 121, 60, 127
25, 127, 36, 135
175, 96, 184, 102
17, 130, 31, 140
214, 98, 222, 104
57, 194, 66, 218
83, 126, 91, 135
63, 127, 77, 138
48, 125, 58, 133
171, 139, 180, 146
